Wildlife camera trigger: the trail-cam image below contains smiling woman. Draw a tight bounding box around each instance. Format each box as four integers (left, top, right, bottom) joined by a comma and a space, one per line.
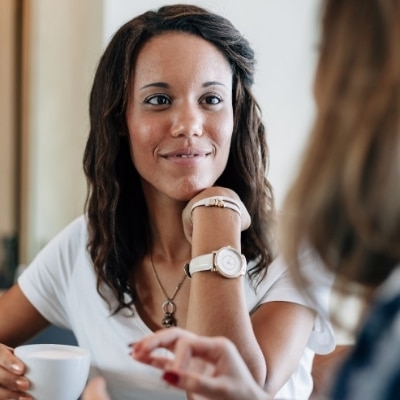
0, 4, 333, 400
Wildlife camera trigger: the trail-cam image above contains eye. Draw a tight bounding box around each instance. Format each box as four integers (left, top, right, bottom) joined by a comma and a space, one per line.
145, 94, 171, 105
201, 95, 223, 105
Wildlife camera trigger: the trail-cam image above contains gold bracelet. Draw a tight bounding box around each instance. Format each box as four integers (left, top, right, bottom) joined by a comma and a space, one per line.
191, 196, 241, 218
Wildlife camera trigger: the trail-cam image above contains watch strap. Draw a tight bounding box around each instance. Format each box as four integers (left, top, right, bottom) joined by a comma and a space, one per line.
186, 253, 214, 278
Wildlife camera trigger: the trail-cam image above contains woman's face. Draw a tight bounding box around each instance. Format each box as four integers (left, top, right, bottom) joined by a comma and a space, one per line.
126, 32, 234, 202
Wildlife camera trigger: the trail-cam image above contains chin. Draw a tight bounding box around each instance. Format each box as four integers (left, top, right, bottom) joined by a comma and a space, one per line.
170, 183, 215, 202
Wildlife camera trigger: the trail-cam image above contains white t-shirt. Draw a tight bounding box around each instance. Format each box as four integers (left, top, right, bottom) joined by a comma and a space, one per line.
18, 216, 335, 400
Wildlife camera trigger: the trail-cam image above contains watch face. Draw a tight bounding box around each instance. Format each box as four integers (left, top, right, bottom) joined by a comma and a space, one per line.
215, 248, 245, 278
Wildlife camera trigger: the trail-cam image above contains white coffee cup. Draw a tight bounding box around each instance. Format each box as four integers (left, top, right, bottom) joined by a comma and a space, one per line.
14, 343, 91, 400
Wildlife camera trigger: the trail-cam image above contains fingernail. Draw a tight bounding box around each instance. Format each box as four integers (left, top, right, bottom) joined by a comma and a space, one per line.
11, 363, 23, 372
163, 371, 179, 386
16, 378, 29, 390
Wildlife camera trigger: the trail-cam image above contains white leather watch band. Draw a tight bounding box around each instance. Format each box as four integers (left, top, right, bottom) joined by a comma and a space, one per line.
188, 253, 214, 276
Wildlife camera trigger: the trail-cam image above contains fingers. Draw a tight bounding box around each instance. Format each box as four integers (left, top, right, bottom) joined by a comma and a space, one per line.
0, 367, 29, 391
164, 370, 268, 400
0, 385, 31, 400
171, 334, 230, 367
130, 327, 189, 368
162, 369, 235, 400
0, 344, 30, 398
0, 344, 25, 375
131, 327, 232, 370
130, 329, 264, 400
131, 327, 193, 356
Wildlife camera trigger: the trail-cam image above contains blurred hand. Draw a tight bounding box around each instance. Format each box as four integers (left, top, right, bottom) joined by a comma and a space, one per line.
130, 327, 268, 400
0, 344, 30, 400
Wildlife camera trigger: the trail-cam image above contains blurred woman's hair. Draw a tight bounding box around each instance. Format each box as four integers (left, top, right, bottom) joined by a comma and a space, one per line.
281, 0, 400, 295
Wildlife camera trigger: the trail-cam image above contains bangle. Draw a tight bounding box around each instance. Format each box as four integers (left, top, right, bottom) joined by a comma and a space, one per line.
191, 196, 241, 218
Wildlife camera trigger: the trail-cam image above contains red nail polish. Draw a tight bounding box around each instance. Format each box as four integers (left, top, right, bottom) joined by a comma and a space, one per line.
163, 371, 179, 386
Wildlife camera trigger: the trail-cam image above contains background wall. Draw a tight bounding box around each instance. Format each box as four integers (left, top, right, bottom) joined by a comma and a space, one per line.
0, 0, 19, 286
0, 0, 18, 240
19, 0, 103, 263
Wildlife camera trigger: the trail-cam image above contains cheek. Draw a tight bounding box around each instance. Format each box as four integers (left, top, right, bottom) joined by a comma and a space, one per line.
128, 139, 140, 167
215, 118, 234, 154
126, 122, 156, 169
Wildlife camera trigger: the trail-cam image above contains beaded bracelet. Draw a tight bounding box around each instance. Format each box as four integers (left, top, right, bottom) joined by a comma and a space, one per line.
191, 196, 242, 218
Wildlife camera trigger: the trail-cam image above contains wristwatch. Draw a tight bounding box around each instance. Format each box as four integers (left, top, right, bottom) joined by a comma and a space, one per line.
186, 246, 247, 279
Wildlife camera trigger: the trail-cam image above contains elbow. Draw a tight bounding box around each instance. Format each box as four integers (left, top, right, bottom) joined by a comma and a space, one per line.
263, 370, 289, 399
249, 358, 267, 387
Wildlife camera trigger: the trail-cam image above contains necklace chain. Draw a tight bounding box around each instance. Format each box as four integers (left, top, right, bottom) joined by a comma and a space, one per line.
150, 252, 187, 328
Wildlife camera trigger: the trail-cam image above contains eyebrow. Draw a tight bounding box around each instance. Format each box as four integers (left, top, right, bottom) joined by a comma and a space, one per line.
140, 82, 169, 90
139, 81, 227, 90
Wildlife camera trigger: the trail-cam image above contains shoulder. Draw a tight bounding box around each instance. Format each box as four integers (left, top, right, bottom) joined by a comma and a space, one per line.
56, 215, 88, 241
25, 215, 89, 270
44, 215, 88, 252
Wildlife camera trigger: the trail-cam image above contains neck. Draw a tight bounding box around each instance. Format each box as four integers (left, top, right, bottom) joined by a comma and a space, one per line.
145, 194, 191, 262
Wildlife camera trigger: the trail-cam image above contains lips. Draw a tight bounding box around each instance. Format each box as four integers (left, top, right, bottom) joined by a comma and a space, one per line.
160, 147, 213, 159
176, 154, 198, 158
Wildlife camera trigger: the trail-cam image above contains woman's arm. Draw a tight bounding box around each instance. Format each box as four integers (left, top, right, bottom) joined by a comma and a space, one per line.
0, 284, 49, 346
184, 187, 266, 385
252, 301, 316, 397
82, 377, 111, 400
183, 188, 316, 395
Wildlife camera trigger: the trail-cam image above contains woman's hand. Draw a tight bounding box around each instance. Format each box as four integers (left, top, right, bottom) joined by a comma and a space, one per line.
0, 344, 30, 399
130, 327, 268, 400
182, 187, 251, 243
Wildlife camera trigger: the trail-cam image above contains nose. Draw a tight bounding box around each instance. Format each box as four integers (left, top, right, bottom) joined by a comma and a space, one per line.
170, 103, 203, 137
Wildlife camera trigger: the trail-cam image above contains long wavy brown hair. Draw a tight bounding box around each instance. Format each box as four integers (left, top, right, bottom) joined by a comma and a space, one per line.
281, 0, 400, 295
83, 4, 275, 313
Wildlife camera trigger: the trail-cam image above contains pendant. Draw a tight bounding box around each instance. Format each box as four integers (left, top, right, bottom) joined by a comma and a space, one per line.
162, 300, 177, 328
162, 312, 177, 328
